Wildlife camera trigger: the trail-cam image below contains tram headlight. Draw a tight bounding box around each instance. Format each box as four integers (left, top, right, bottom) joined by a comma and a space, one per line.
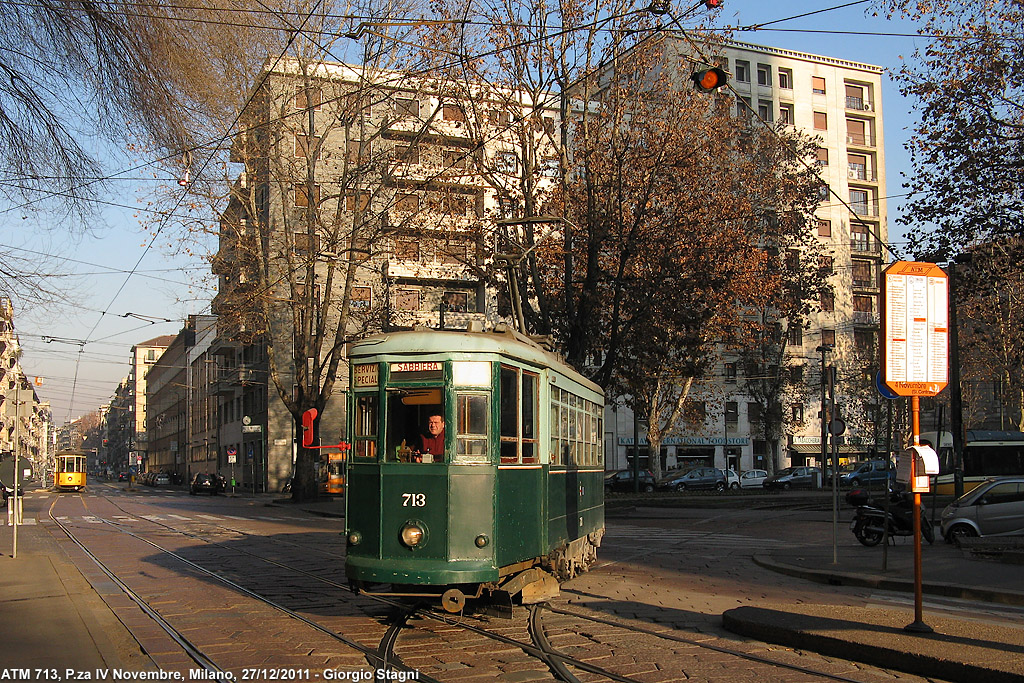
347, 531, 362, 546
400, 522, 426, 548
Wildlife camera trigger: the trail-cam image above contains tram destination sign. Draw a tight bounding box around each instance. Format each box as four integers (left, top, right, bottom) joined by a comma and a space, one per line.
881, 261, 949, 397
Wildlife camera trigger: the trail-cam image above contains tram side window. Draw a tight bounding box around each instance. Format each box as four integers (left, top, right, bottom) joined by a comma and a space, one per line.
456, 393, 489, 462
500, 366, 519, 463
353, 394, 378, 459
499, 366, 539, 464
549, 388, 603, 467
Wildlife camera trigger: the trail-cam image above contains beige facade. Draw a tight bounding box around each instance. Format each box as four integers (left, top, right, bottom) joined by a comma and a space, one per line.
608, 39, 889, 474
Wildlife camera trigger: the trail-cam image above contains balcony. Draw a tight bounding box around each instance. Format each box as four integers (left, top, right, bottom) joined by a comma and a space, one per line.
850, 236, 882, 256
845, 97, 874, 112
846, 132, 876, 148
852, 311, 880, 326
847, 166, 877, 182
849, 201, 880, 217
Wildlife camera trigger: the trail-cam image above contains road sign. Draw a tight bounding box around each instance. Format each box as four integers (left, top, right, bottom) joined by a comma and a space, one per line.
881, 261, 949, 397
875, 370, 899, 399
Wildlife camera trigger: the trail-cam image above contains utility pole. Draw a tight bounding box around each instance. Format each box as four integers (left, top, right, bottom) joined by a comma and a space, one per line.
816, 345, 832, 478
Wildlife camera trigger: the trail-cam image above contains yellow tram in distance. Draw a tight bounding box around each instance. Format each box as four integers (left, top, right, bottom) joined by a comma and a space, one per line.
55, 450, 87, 491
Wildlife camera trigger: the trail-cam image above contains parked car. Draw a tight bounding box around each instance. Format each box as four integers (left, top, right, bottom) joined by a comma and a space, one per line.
763, 466, 822, 490
117, 472, 128, 482
190, 472, 221, 495
724, 469, 740, 490
657, 467, 727, 492
153, 472, 171, 486
605, 469, 656, 493
839, 459, 895, 487
941, 476, 1024, 542
739, 469, 769, 489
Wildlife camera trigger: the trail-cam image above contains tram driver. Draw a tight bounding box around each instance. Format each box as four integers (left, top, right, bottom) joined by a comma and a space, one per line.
413, 411, 445, 463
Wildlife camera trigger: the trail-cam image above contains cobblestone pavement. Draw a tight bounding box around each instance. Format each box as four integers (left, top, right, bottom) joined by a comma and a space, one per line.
6, 487, 969, 681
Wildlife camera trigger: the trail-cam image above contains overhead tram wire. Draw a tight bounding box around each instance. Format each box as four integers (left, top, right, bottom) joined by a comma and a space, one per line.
61, 2, 329, 423
0, 7, 651, 222
666, 16, 902, 261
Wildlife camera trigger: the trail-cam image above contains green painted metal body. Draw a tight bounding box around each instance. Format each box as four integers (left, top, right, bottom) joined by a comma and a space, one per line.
344, 328, 604, 587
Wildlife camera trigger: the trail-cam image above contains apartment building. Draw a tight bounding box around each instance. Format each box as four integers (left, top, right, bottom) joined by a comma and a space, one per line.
607, 39, 889, 475
211, 59, 555, 491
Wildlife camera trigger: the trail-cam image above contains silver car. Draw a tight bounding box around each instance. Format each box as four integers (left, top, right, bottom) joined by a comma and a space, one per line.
941, 476, 1024, 542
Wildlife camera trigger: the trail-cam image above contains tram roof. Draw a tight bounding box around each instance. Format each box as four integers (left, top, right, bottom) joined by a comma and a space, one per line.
348, 325, 603, 395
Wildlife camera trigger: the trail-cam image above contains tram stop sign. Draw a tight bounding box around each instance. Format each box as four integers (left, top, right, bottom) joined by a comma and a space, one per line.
881, 261, 949, 397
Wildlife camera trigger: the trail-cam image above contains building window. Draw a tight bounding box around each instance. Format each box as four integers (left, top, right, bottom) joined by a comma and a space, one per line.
725, 362, 737, 383
854, 329, 875, 352
819, 256, 834, 274
395, 239, 420, 260
347, 140, 367, 164
345, 191, 370, 212
817, 219, 831, 237
790, 365, 804, 384
395, 96, 419, 117
443, 149, 468, 170
853, 294, 874, 313
848, 153, 868, 180
294, 183, 320, 208
845, 83, 866, 110
779, 103, 794, 125
812, 76, 826, 95
351, 286, 371, 308
778, 68, 793, 90
820, 290, 834, 312
757, 100, 773, 122
396, 289, 420, 311
725, 401, 738, 424
443, 104, 465, 122
295, 133, 311, 157
295, 86, 321, 110
748, 402, 762, 424
847, 119, 868, 145
822, 329, 836, 346
852, 223, 871, 251
850, 189, 870, 215
757, 64, 771, 86
293, 231, 319, 254
791, 404, 804, 422
736, 96, 752, 118
816, 147, 828, 165
395, 193, 419, 212
813, 111, 827, 130
735, 60, 750, 82
787, 325, 803, 346
852, 260, 873, 287
443, 291, 469, 313
394, 144, 419, 164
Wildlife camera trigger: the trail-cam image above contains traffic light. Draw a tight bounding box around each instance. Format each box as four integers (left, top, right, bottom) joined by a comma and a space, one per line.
691, 67, 728, 92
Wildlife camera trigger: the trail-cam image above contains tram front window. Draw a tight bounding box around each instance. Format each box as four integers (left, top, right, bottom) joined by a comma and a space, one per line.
386, 388, 445, 463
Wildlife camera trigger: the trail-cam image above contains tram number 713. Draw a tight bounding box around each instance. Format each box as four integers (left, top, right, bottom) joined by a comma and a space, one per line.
402, 493, 426, 507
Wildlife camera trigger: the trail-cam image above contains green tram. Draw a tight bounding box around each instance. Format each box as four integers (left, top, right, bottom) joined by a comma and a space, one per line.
343, 324, 605, 612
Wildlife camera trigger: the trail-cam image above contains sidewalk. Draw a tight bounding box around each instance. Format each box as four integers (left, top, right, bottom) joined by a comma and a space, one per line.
724, 537, 1024, 682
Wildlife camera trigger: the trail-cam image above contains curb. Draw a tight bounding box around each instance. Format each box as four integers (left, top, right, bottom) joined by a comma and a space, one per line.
752, 554, 1024, 606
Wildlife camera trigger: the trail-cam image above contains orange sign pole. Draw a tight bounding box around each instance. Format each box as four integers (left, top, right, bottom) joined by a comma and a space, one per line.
881, 261, 947, 635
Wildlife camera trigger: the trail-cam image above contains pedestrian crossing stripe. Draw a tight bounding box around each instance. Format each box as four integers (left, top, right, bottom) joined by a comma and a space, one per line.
603, 525, 788, 548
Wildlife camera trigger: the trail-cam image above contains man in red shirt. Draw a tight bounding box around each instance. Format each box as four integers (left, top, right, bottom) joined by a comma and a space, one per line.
417, 412, 445, 461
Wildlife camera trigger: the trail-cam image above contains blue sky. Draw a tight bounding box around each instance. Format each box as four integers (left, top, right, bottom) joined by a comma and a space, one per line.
8, 2, 933, 423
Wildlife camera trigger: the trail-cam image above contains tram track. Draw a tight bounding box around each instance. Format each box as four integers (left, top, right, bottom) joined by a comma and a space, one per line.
47, 492, 934, 683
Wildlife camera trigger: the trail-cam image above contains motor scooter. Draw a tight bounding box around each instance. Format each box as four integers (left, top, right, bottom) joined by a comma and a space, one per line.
849, 488, 934, 546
